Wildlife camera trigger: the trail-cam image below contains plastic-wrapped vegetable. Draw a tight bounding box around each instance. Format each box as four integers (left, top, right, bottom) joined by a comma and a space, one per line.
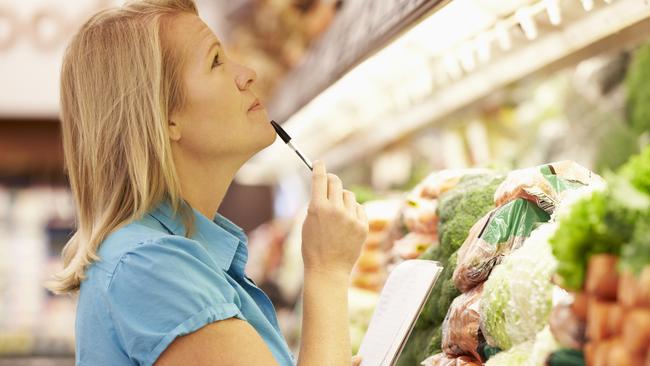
549, 303, 586, 350
436, 173, 505, 258
479, 224, 557, 350
494, 161, 601, 213
413, 169, 479, 200
484, 341, 531, 366
527, 326, 560, 366
483, 326, 558, 366
454, 199, 551, 292
420, 354, 480, 366
393, 232, 438, 260
403, 170, 476, 236
441, 284, 484, 361
403, 197, 439, 235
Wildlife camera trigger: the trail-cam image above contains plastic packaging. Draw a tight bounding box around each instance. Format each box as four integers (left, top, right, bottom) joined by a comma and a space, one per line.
479, 224, 557, 350
453, 199, 551, 292
393, 232, 438, 260
403, 197, 438, 235
441, 284, 484, 361
420, 354, 480, 366
494, 161, 602, 213
549, 304, 586, 350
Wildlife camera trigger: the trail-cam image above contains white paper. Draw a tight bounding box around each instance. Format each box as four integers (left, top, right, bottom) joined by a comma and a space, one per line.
357, 260, 443, 366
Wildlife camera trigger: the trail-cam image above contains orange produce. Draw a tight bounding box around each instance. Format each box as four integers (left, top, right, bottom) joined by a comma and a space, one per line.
587, 299, 623, 342
622, 308, 650, 355
586, 254, 619, 301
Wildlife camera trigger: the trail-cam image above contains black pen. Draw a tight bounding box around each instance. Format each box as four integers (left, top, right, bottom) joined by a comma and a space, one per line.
270, 120, 313, 171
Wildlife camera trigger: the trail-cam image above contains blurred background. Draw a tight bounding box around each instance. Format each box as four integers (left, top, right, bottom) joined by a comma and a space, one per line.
0, 0, 649, 365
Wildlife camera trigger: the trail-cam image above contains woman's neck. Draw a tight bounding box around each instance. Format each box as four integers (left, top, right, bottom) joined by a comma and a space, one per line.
175, 155, 245, 220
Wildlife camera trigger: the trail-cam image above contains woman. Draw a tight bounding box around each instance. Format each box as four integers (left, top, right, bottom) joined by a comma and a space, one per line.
46, 1, 368, 365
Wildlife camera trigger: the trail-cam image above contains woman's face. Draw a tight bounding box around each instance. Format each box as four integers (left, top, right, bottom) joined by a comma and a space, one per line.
167, 13, 276, 162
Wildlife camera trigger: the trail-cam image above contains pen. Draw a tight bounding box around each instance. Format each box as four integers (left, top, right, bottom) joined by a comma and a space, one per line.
270, 120, 314, 171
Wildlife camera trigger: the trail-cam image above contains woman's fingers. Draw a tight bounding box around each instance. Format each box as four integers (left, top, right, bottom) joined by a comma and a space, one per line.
343, 190, 356, 212
356, 203, 367, 224
327, 173, 343, 207
311, 161, 328, 204
352, 355, 362, 366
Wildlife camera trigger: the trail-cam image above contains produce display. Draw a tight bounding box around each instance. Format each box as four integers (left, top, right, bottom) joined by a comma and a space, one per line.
397, 172, 505, 365
453, 199, 550, 292
350, 200, 401, 292
479, 224, 558, 351
385, 158, 619, 366
544, 145, 650, 366
343, 145, 649, 366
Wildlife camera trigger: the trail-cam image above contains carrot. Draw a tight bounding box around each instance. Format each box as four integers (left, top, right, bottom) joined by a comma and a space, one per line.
586, 254, 619, 301
607, 338, 643, 366
623, 308, 650, 355
572, 292, 588, 322
587, 299, 620, 342
593, 340, 614, 366
584, 342, 595, 366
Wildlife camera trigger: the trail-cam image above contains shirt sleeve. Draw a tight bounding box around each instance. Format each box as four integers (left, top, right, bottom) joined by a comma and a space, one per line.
106, 236, 246, 366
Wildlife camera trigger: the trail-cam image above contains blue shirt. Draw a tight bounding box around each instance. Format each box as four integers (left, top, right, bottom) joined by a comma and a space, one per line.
75, 199, 296, 366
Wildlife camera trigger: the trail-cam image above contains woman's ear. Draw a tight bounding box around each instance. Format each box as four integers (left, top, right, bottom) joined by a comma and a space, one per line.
168, 119, 182, 142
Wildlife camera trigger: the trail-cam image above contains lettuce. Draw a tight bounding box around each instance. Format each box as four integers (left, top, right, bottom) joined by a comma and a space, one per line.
480, 224, 557, 350
484, 341, 531, 366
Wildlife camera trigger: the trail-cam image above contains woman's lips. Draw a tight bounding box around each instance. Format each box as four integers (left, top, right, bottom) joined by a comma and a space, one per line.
248, 99, 264, 111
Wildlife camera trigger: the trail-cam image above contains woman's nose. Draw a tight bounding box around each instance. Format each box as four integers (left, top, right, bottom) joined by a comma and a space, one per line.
235, 63, 257, 90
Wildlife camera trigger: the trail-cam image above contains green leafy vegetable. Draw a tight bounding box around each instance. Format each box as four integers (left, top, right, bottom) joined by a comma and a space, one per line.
484, 341, 531, 366
546, 349, 585, 366
621, 211, 650, 276
480, 225, 557, 350
619, 144, 650, 195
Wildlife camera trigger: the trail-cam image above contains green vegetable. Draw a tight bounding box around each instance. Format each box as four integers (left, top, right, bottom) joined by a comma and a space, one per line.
479, 344, 502, 361
397, 173, 503, 366
626, 42, 650, 133
528, 326, 560, 366
550, 169, 650, 291
619, 144, 650, 195
484, 341, 531, 366
621, 210, 650, 276
437, 173, 505, 258
546, 349, 585, 366
480, 225, 557, 350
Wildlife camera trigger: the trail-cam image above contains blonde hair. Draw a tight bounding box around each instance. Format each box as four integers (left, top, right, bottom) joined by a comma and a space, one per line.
46, 0, 200, 295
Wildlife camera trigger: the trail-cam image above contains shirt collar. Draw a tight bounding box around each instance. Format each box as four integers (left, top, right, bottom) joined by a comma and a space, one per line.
148, 199, 247, 272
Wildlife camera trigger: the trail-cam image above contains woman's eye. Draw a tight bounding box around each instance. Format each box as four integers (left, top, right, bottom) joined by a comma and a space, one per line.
212, 54, 222, 68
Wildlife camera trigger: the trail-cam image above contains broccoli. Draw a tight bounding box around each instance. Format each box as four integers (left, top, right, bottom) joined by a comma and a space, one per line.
437, 174, 505, 257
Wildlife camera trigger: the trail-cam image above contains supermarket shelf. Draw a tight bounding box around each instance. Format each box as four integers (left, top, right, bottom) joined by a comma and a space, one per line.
268, 0, 448, 122
239, 0, 650, 184
322, 0, 650, 171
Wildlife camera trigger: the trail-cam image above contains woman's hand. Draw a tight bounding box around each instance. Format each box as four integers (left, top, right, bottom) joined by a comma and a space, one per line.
352, 355, 362, 366
301, 161, 368, 275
